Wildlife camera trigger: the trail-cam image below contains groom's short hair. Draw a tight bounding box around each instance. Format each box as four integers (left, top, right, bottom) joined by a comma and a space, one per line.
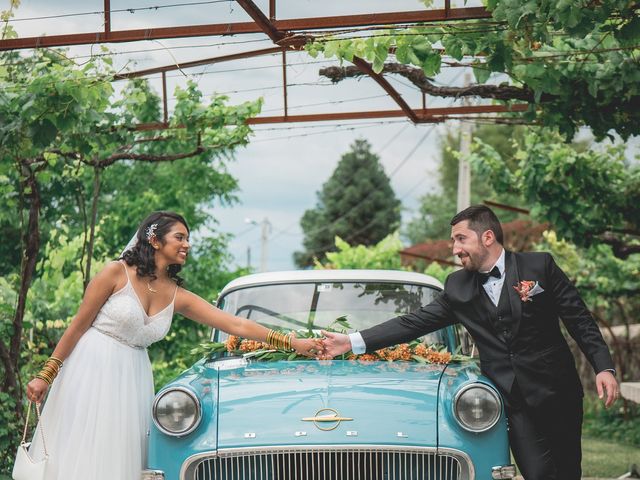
451, 205, 504, 245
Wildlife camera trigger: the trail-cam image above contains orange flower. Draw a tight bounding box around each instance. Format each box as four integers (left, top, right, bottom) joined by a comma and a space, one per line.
395, 344, 412, 361
414, 344, 429, 357
375, 349, 389, 360
226, 335, 239, 352
358, 354, 378, 362
239, 339, 266, 352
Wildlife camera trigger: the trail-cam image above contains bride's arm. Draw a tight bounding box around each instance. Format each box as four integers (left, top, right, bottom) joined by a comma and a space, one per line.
175, 288, 321, 356
27, 262, 122, 402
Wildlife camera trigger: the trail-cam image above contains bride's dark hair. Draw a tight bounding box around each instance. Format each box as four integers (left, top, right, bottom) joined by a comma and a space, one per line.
120, 211, 190, 286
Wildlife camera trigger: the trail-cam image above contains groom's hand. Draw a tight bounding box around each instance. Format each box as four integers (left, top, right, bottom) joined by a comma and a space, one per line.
596, 370, 619, 408
318, 331, 352, 359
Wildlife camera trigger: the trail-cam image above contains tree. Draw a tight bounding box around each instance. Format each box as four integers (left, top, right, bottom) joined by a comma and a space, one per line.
0, 42, 260, 470
315, 232, 455, 283
469, 129, 640, 258
405, 124, 524, 243
294, 139, 401, 267
307, 0, 640, 140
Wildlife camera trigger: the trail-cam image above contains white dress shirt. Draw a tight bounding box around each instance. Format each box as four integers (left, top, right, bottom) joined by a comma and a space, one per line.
481, 248, 506, 307
349, 249, 506, 354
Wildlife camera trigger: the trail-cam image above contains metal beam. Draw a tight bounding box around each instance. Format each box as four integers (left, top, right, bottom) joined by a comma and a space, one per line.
0, 7, 491, 51
113, 46, 287, 80
269, 0, 276, 21
131, 104, 527, 131
352, 56, 418, 123
246, 104, 528, 124
235, 0, 284, 43
282, 50, 288, 118
483, 200, 530, 214
104, 0, 111, 34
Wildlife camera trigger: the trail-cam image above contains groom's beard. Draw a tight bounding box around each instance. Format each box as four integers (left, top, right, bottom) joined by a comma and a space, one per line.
458, 247, 490, 272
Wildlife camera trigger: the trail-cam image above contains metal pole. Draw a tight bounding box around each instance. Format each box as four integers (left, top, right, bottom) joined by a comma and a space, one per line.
247, 246, 252, 270
104, 0, 111, 34
260, 218, 272, 272
162, 71, 168, 125
269, 0, 276, 21
282, 50, 288, 118
456, 71, 473, 212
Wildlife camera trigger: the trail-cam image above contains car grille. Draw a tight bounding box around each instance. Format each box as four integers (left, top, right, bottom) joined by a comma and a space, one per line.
182, 446, 472, 480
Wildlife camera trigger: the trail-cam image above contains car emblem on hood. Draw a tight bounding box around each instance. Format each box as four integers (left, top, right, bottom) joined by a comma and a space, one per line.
302, 408, 353, 431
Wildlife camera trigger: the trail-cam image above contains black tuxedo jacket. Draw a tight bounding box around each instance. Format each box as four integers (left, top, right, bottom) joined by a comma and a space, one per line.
361, 251, 614, 406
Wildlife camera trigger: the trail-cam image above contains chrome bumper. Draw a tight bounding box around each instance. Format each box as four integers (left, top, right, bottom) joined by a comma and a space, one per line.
141, 469, 165, 480
492, 464, 516, 479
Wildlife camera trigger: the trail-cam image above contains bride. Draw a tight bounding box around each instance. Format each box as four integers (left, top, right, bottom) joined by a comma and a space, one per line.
25, 211, 320, 480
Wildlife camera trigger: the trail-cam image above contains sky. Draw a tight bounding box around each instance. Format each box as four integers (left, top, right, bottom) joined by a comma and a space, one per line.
7, 0, 639, 271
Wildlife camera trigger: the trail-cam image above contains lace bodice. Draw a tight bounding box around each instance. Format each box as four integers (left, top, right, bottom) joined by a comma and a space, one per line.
91, 263, 175, 348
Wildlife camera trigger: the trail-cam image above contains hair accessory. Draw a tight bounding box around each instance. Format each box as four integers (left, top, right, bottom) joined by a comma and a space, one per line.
145, 223, 158, 243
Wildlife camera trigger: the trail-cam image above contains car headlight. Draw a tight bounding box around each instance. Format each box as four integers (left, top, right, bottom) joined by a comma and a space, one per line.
453, 383, 502, 432
152, 387, 201, 437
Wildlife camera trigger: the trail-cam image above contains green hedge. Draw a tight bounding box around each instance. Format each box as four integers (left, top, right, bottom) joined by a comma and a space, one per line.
583, 394, 640, 447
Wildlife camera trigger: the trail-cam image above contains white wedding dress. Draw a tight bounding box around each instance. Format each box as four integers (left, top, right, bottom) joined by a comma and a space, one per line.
29, 261, 176, 480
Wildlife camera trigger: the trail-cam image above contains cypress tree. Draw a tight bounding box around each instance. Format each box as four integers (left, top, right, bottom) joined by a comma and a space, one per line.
294, 139, 401, 267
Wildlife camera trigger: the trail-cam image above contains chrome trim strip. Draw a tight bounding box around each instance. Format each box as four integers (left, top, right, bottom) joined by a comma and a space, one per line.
152, 386, 202, 437
180, 444, 475, 480
453, 382, 503, 433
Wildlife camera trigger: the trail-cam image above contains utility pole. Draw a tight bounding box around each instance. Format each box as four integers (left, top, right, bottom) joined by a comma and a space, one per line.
457, 71, 473, 213
259, 217, 272, 273
246, 246, 252, 270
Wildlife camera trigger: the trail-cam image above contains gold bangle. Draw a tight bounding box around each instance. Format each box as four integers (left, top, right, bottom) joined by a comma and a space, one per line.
36, 373, 52, 385
43, 363, 60, 375
266, 330, 293, 351
48, 356, 63, 367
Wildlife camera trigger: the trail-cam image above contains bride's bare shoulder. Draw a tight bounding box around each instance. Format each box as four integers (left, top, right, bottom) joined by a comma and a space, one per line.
91, 261, 128, 291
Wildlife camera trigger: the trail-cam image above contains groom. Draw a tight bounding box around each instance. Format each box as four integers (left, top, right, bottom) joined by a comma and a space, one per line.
321, 205, 619, 480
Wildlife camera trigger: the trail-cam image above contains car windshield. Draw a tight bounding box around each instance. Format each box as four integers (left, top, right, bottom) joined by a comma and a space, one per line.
216, 281, 447, 347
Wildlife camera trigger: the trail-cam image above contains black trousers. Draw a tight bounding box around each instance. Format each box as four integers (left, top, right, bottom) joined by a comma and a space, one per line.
505, 381, 583, 480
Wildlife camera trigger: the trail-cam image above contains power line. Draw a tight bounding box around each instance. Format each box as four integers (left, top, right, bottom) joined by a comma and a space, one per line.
251, 119, 409, 133
0, 58, 339, 93
6, 1, 232, 23
260, 94, 389, 114
389, 125, 436, 178
264, 122, 412, 243
378, 124, 409, 154
250, 121, 407, 143
293, 122, 436, 243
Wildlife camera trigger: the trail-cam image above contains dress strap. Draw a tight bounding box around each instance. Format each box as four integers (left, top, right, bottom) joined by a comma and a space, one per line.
118, 260, 131, 282
171, 284, 179, 303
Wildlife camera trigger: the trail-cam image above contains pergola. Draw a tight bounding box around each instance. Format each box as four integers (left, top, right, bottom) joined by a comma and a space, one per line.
0, 1, 527, 128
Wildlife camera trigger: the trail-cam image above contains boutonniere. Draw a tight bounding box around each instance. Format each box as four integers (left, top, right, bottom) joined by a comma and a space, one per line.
513, 280, 544, 302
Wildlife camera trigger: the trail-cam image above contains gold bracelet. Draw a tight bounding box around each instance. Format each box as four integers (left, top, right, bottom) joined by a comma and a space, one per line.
266, 330, 292, 351
48, 356, 63, 367
36, 357, 63, 385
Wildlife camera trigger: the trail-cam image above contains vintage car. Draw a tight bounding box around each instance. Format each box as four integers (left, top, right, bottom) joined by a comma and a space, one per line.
143, 269, 515, 480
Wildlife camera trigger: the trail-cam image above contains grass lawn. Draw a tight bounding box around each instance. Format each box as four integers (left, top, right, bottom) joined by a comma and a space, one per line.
582, 437, 640, 478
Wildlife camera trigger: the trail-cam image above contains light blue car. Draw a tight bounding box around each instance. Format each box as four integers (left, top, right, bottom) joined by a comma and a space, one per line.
143, 270, 516, 480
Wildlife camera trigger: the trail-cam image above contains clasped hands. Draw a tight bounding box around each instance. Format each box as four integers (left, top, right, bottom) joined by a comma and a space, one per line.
290, 331, 352, 359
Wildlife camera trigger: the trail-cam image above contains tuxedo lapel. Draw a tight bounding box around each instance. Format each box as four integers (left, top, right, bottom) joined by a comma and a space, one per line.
504, 251, 523, 339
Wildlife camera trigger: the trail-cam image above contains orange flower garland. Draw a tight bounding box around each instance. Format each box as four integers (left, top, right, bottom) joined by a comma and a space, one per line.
222, 335, 454, 365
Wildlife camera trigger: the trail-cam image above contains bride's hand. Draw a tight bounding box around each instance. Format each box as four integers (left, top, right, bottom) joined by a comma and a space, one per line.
27, 378, 49, 404
290, 333, 324, 358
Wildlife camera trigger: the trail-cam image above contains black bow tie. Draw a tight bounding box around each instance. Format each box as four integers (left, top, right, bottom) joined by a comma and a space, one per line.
478, 266, 501, 284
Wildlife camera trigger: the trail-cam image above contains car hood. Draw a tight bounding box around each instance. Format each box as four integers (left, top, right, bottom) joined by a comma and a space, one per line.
213, 359, 446, 449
